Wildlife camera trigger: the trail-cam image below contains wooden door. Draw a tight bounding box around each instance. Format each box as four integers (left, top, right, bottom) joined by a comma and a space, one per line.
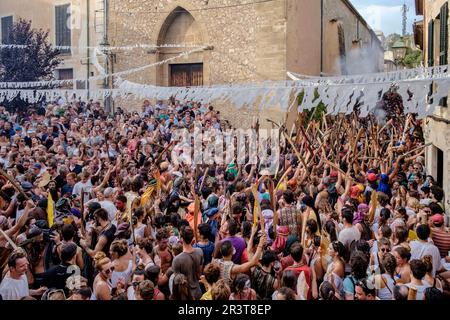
170, 63, 203, 87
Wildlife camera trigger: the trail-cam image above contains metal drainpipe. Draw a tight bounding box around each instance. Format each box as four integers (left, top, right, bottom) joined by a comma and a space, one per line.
86, 0, 90, 99
102, 0, 110, 113
320, 0, 324, 76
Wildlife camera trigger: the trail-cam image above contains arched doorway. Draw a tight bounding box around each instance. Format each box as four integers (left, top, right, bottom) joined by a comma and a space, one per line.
156, 7, 204, 87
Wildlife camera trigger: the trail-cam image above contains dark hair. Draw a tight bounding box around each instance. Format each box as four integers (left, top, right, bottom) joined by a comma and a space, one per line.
232, 274, 250, 294
306, 219, 318, 235
354, 240, 370, 257
260, 250, 277, 267
424, 287, 444, 300
356, 278, 376, 297
144, 265, 160, 285
232, 203, 243, 215
429, 202, 444, 215
134, 208, 144, 219
156, 229, 169, 241
204, 263, 221, 285
394, 246, 411, 261
277, 287, 296, 300
60, 243, 78, 263
393, 285, 409, 300
325, 220, 338, 242
350, 251, 369, 280
410, 259, 427, 280
380, 225, 392, 238
241, 221, 252, 239
282, 190, 295, 204
180, 227, 194, 245
116, 195, 127, 203
331, 241, 346, 258
220, 241, 233, 257
137, 238, 153, 254
341, 208, 353, 224
61, 224, 75, 241
379, 208, 391, 226
319, 281, 336, 300
94, 208, 109, 221
416, 224, 430, 241
137, 280, 154, 300
395, 226, 409, 245
381, 253, 397, 277
290, 243, 304, 262
430, 185, 444, 201
312, 235, 321, 248
227, 219, 239, 236
197, 223, 212, 240
281, 270, 297, 290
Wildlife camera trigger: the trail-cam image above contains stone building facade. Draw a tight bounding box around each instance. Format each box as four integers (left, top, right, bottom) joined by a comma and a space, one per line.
107, 0, 383, 126
415, 0, 450, 215
1, 1, 383, 127
0, 0, 104, 91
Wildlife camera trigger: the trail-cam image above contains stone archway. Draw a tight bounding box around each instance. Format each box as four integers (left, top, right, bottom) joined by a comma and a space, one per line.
156, 6, 207, 87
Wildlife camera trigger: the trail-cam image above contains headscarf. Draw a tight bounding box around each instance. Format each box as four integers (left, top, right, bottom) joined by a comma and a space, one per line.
377, 173, 391, 197
353, 203, 369, 225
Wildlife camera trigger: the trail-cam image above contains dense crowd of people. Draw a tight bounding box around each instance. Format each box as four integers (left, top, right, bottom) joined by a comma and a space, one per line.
0, 97, 448, 301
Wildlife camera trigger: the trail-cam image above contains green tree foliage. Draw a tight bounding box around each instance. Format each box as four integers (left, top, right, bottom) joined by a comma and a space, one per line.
402, 49, 423, 69
0, 18, 61, 82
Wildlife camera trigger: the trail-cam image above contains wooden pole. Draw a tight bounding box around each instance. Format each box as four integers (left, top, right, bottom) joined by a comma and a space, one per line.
0, 168, 30, 200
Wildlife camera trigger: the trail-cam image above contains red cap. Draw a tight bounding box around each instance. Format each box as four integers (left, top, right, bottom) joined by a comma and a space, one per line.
431, 214, 444, 225
367, 173, 377, 182
330, 171, 338, 178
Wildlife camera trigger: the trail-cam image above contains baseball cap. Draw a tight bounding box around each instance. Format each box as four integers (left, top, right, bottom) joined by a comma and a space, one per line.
21, 181, 33, 191
431, 214, 444, 225
367, 173, 377, 182
33, 163, 42, 170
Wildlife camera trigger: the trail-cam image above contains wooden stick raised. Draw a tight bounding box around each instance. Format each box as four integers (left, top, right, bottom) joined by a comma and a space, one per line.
0, 168, 30, 201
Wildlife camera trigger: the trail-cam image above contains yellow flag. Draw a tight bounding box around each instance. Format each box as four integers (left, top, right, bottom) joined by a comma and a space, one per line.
153, 169, 162, 196
408, 230, 418, 241
140, 186, 155, 206
47, 192, 54, 228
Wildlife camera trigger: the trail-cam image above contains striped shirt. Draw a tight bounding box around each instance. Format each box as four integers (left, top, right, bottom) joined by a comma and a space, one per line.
431, 227, 450, 258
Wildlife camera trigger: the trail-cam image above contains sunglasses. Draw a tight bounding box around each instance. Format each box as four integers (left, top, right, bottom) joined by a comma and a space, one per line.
132, 281, 140, 287
103, 266, 115, 274
380, 248, 390, 253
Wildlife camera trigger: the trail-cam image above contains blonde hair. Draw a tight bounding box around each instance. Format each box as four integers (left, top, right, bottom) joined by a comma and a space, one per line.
407, 198, 420, 211
93, 252, 110, 271
211, 279, 231, 301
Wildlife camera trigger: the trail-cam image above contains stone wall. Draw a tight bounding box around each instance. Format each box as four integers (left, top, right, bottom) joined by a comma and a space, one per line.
323, 0, 384, 75
108, 0, 288, 127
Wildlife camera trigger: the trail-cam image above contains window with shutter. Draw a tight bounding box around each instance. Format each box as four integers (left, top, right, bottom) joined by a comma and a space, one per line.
55, 4, 71, 54
1, 16, 13, 44
428, 20, 434, 66
440, 3, 448, 65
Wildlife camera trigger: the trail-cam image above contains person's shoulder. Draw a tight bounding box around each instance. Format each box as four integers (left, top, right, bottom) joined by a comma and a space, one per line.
193, 247, 203, 255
